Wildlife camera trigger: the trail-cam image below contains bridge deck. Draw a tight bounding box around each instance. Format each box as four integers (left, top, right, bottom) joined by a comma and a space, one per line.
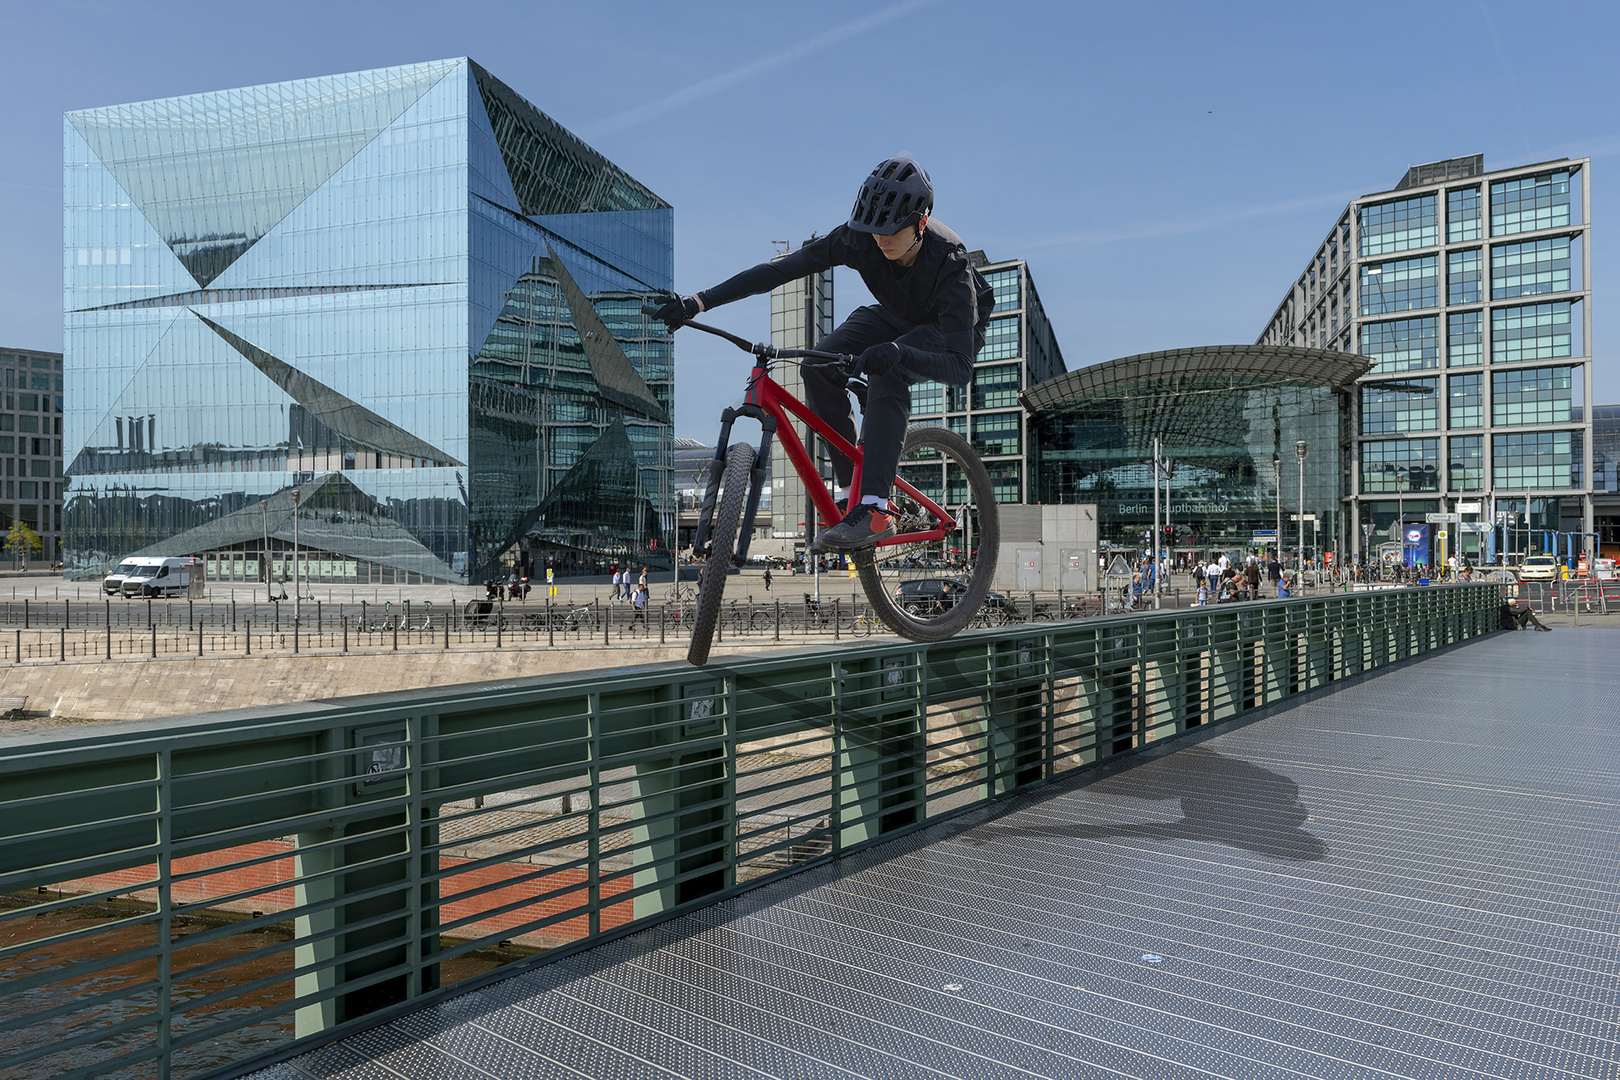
253, 628, 1620, 1080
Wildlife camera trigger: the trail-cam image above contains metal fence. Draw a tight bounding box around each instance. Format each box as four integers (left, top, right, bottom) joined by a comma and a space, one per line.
0, 592, 1130, 665
0, 584, 1503, 1080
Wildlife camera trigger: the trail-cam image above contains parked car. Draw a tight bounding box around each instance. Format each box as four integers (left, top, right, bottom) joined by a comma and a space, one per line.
1517, 555, 1559, 582
119, 556, 201, 597
894, 577, 1007, 615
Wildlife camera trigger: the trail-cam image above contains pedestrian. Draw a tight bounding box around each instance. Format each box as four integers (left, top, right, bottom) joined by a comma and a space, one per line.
1268, 554, 1281, 584
763, 568, 772, 592
1196, 580, 1208, 606
631, 582, 648, 631
1277, 572, 1291, 600
639, 566, 648, 594
1245, 557, 1261, 599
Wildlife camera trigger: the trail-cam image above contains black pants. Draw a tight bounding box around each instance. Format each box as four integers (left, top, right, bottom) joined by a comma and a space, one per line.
801, 305, 981, 498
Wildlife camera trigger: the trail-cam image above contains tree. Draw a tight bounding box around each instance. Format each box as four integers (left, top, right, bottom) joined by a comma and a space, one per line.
4, 520, 42, 570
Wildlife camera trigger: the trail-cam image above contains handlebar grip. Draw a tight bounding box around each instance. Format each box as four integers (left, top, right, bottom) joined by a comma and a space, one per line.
640, 303, 663, 316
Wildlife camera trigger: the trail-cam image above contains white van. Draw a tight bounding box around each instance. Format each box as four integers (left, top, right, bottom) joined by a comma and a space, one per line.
104, 556, 161, 596
119, 557, 200, 598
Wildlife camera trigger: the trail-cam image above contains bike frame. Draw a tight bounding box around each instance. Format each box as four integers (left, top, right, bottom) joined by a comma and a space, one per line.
696, 361, 957, 564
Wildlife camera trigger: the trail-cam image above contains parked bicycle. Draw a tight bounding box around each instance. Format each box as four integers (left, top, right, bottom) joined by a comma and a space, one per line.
656, 307, 999, 666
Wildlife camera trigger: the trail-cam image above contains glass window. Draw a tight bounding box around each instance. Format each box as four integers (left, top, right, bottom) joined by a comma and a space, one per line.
1447, 249, 1481, 304
1448, 373, 1482, 429
983, 267, 1020, 312
986, 460, 1021, 504
972, 365, 1021, 410
970, 412, 1021, 457
911, 380, 943, 416
1360, 439, 1439, 493
1360, 255, 1438, 315
1490, 170, 1571, 236
1360, 378, 1438, 435
1447, 310, 1482, 367
18, 394, 37, 411
1447, 186, 1481, 243
1491, 236, 1571, 299
1492, 302, 1574, 363
1493, 430, 1574, 488
980, 315, 1021, 361
1492, 367, 1574, 426
1360, 316, 1438, 372
1358, 193, 1437, 256
1448, 435, 1484, 491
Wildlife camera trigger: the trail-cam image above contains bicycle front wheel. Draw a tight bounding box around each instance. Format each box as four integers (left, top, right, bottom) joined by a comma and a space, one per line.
689, 442, 755, 665
855, 426, 1000, 642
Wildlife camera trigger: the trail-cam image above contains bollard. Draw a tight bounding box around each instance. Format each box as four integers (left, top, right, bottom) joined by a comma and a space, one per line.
393, 614, 399, 651
151, 623, 157, 658
548, 596, 554, 647
342, 615, 348, 652
245, 619, 251, 656
294, 616, 300, 654
660, 604, 666, 644
198, 621, 203, 657
444, 610, 450, 650
64, 599, 70, 632
496, 609, 502, 649
775, 599, 781, 642
188, 599, 193, 631
22, 599, 28, 630
231, 598, 236, 632
14, 628, 19, 662
147, 598, 153, 629
60, 625, 65, 662
834, 598, 840, 641
604, 601, 610, 646
105, 603, 112, 660
316, 600, 322, 637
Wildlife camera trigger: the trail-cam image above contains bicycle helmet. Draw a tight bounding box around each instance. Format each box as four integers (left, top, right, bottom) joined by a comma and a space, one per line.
847, 156, 933, 235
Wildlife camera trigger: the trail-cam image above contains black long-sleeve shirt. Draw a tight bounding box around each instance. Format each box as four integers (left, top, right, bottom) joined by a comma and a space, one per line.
696, 220, 993, 386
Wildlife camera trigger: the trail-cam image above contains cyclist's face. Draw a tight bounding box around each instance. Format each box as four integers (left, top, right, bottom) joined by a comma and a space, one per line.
873, 218, 925, 264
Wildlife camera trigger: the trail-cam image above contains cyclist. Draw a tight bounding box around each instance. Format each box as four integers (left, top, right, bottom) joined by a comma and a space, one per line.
655, 156, 993, 552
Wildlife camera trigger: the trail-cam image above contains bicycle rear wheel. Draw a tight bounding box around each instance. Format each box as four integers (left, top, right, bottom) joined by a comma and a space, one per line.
855, 426, 999, 642
689, 442, 756, 665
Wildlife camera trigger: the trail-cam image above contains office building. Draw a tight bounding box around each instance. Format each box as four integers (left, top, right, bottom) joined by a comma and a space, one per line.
0, 347, 65, 564
1257, 155, 1592, 563
1023, 345, 1365, 560
64, 59, 673, 584
904, 252, 1066, 506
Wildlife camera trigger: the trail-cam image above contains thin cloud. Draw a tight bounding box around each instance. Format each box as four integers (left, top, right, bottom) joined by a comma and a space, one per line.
581, 0, 938, 138
1024, 188, 1366, 252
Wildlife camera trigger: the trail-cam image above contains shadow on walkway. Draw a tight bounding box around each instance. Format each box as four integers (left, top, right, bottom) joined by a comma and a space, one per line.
974, 746, 1328, 862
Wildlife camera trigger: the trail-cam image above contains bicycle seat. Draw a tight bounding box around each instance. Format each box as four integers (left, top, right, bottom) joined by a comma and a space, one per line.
846, 375, 869, 412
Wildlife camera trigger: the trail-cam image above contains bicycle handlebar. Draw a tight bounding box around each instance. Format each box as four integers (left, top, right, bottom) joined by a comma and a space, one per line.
640, 302, 856, 368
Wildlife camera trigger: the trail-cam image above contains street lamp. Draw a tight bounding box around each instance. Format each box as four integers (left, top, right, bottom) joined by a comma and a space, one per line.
1273, 458, 1281, 562
291, 488, 301, 622
1295, 440, 1307, 573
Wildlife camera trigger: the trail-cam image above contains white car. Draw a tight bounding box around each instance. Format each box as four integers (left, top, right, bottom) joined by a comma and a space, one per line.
1517, 555, 1558, 582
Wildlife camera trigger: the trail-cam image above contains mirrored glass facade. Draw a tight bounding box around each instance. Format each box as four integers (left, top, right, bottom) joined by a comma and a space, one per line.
1022, 346, 1362, 559
64, 59, 673, 582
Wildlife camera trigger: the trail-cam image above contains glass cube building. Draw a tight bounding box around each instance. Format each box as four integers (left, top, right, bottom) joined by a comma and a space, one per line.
63, 58, 674, 584
1257, 155, 1593, 562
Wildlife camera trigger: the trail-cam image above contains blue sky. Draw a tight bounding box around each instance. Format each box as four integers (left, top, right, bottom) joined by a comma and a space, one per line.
3, 0, 1617, 440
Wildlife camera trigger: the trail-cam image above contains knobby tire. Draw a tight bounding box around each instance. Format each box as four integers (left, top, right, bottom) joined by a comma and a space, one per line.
688, 443, 755, 665
855, 426, 1000, 642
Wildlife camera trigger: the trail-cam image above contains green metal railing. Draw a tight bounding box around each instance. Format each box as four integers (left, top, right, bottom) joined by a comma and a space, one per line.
0, 584, 1501, 1080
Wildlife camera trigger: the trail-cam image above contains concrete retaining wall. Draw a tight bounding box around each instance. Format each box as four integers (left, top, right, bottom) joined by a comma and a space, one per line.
0, 642, 779, 724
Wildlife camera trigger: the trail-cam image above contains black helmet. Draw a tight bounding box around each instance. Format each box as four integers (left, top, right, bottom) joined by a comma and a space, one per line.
847, 156, 933, 235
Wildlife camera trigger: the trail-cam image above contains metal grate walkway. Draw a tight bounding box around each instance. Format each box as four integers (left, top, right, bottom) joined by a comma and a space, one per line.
251, 627, 1620, 1080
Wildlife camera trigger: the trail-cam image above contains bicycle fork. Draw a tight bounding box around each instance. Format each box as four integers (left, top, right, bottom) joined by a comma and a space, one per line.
694, 406, 776, 566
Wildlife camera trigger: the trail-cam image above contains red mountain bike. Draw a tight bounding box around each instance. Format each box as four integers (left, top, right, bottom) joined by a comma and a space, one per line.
654, 306, 1000, 666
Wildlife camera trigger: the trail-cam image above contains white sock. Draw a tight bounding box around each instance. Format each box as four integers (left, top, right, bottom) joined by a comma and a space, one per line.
834, 487, 849, 502
860, 495, 887, 509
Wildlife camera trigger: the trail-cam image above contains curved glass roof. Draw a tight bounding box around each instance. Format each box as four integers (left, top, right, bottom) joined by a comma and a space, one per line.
1021, 345, 1371, 412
